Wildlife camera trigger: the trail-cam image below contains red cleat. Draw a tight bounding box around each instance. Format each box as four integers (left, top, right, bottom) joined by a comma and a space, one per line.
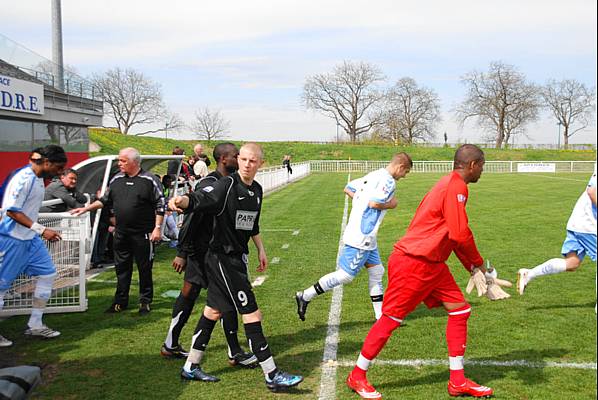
346, 371, 382, 399
448, 378, 493, 397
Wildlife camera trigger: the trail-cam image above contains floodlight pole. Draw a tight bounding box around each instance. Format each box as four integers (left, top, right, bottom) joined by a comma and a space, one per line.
51, 0, 64, 91
557, 121, 562, 149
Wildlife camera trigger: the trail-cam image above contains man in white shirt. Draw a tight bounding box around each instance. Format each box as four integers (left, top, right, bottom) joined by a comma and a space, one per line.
193, 144, 210, 178
518, 164, 597, 295
295, 153, 412, 321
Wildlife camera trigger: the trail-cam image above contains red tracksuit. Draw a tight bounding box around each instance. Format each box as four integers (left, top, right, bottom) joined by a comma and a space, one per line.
383, 171, 483, 319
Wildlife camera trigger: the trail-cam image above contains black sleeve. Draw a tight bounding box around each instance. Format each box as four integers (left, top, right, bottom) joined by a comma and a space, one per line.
99, 186, 113, 209
72, 190, 88, 204
150, 174, 166, 216
186, 176, 232, 214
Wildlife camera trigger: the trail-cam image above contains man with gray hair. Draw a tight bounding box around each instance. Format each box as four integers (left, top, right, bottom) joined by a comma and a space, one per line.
72, 147, 165, 314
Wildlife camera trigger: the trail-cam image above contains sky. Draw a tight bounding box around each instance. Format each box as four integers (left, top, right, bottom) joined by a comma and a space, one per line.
2, 0, 597, 144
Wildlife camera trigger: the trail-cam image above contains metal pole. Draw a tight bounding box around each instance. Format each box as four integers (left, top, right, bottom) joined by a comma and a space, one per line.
557, 122, 561, 149
51, 0, 64, 91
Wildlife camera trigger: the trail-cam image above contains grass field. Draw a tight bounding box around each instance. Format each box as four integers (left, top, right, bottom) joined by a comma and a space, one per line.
1, 171, 597, 399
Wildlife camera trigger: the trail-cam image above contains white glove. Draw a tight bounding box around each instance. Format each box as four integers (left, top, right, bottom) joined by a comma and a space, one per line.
484, 260, 512, 288
466, 267, 488, 297
486, 278, 511, 300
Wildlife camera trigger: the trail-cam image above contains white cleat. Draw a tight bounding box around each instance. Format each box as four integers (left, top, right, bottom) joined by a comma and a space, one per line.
0, 334, 13, 347
24, 325, 61, 339
517, 268, 530, 295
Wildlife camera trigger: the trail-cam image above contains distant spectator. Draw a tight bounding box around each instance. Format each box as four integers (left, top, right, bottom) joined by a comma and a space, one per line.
282, 155, 293, 175
167, 146, 185, 177
40, 169, 87, 212
193, 144, 210, 178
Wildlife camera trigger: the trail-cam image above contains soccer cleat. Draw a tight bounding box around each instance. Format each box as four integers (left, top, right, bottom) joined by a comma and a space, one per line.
24, 325, 61, 339
180, 367, 220, 382
346, 371, 382, 399
160, 343, 189, 359
0, 334, 13, 347
295, 291, 309, 321
105, 303, 126, 313
139, 303, 151, 315
516, 268, 530, 295
265, 370, 303, 391
448, 379, 493, 397
228, 351, 258, 368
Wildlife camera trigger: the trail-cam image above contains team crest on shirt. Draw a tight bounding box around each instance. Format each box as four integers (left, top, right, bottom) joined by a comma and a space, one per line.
248, 190, 254, 197
202, 186, 214, 193
457, 194, 467, 203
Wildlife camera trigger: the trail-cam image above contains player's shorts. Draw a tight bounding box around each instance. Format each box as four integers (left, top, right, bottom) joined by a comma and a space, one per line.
382, 252, 465, 320
338, 245, 382, 277
205, 250, 258, 314
0, 234, 56, 291
183, 250, 208, 288
561, 230, 597, 262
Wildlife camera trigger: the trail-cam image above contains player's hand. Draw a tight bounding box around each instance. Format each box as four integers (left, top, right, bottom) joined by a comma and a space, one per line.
385, 197, 398, 209
172, 256, 186, 273
168, 196, 188, 213
42, 228, 62, 242
70, 207, 87, 216
256, 252, 268, 273
466, 267, 488, 296
150, 227, 162, 242
484, 261, 512, 288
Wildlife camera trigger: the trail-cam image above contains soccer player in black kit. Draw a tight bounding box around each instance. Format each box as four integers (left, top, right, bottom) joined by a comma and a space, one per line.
161, 142, 257, 369
169, 143, 303, 391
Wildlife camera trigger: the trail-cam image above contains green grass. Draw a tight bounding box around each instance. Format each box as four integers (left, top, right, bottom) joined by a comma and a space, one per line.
89, 128, 597, 167
1, 171, 596, 399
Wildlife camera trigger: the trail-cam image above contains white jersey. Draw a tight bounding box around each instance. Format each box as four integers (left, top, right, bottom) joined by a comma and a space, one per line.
343, 169, 395, 250
0, 166, 45, 240
566, 164, 597, 234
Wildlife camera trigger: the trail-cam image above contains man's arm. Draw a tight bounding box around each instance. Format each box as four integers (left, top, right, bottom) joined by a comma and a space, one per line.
70, 200, 104, 216
50, 184, 81, 209
343, 187, 355, 199
251, 234, 268, 273
6, 210, 61, 242
588, 186, 596, 206
368, 197, 398, 210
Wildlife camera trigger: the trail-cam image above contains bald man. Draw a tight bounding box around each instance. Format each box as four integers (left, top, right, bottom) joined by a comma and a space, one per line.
346, 144, 493, 399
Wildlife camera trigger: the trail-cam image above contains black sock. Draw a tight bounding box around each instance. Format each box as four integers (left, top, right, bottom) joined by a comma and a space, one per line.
221, 311, 242, 357
192, 315, 217, 351
244, 321, 273, 362
169, 291, 198, 346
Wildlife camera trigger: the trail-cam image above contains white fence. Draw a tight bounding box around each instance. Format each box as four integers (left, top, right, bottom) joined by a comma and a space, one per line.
256, 162, 311, 194
0, 213, 90, 317
309, 160, 595, 174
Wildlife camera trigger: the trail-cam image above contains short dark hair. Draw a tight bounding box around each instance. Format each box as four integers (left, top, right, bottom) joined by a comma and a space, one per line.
172, 146, 185, 156
392, 152, 413, 168
213, 142, 238, 162
453, 144, 484, 169
31, 144, 67, 164
62, 168, 78, 177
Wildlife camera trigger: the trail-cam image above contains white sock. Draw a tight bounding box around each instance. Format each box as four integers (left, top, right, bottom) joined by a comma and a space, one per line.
184, 348, 204, 372
28, 309, 44, 329
367, 265, 384, 320
302, 286, 318, 301
528, 258, 567, 281
356, 353, 372, 371
303, 270, 353, 302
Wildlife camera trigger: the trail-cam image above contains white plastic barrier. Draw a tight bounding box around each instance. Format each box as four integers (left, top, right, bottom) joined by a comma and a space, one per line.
0, 213, 90, 317
309, 160, 595, 174
256, 162, 311, 194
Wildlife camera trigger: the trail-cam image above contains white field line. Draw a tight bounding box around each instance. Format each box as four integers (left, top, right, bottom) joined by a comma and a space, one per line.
281, 243, 290, 249
262, 228, 298, 232
271, 257, 280, 264
292, 230, 300, 236
521, 173, 588, 183
335, 358, 596, 370
251, 275, 267, 287
318, 174, 351, 400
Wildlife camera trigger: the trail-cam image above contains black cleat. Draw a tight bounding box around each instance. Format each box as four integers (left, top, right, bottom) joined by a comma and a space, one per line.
139, 303, 151, 315
105, 303, 126, 313
266, 370, 303, 391
181, 367, 220, 382
228, 351, 258, 368
161, 343, 189, 359
295, 291, 309, 321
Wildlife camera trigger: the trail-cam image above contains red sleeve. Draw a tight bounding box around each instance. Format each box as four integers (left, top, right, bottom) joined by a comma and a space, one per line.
444, 177, 483, 270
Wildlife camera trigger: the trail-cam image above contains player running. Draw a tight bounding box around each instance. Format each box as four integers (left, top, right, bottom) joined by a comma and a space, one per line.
346, 144, 494, 399
0, 145, 67, 347
161, 143, 257, 368
295, 153, 412, 321
517, 163, 597, 296
169, 143, 303, 391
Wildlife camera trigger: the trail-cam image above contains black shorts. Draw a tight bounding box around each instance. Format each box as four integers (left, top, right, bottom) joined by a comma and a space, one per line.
205, 250, 258, 314
184, 250, 208, 288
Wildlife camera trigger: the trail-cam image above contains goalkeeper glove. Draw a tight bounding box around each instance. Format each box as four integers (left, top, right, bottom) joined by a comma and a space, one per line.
486, 278, 511, 300
484, 260, 513, 288
466, 267, 487, 297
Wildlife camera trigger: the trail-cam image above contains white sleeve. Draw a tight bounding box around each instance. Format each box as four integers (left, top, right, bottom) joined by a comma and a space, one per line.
3, 172, 34, 212
370, 177, 395, 203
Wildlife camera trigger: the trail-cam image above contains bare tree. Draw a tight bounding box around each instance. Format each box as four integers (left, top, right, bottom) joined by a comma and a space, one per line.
379, 78, 441, 145
303, 61, 386, 143
190, 107, 230, 142
541, 79, 595, 149
455, 61, 540, 148
92, 68, 173, 135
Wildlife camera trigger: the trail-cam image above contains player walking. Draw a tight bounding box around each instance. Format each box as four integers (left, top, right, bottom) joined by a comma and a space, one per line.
0, 145, 67, 347
346, 144, 494, 399
517, 163, 596, 296
161, 143, 257, 368
295, 153, 412, 321
169, 143, 303, 391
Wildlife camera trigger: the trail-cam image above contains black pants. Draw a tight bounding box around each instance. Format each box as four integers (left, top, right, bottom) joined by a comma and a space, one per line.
113, 231, 154, 306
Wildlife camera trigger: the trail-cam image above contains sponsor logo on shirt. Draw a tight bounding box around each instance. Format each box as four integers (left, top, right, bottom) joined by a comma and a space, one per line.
236, 210, 258, 230
457, 194, 467, 203
126, 182, 134, 185
202, 186, 214, 193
